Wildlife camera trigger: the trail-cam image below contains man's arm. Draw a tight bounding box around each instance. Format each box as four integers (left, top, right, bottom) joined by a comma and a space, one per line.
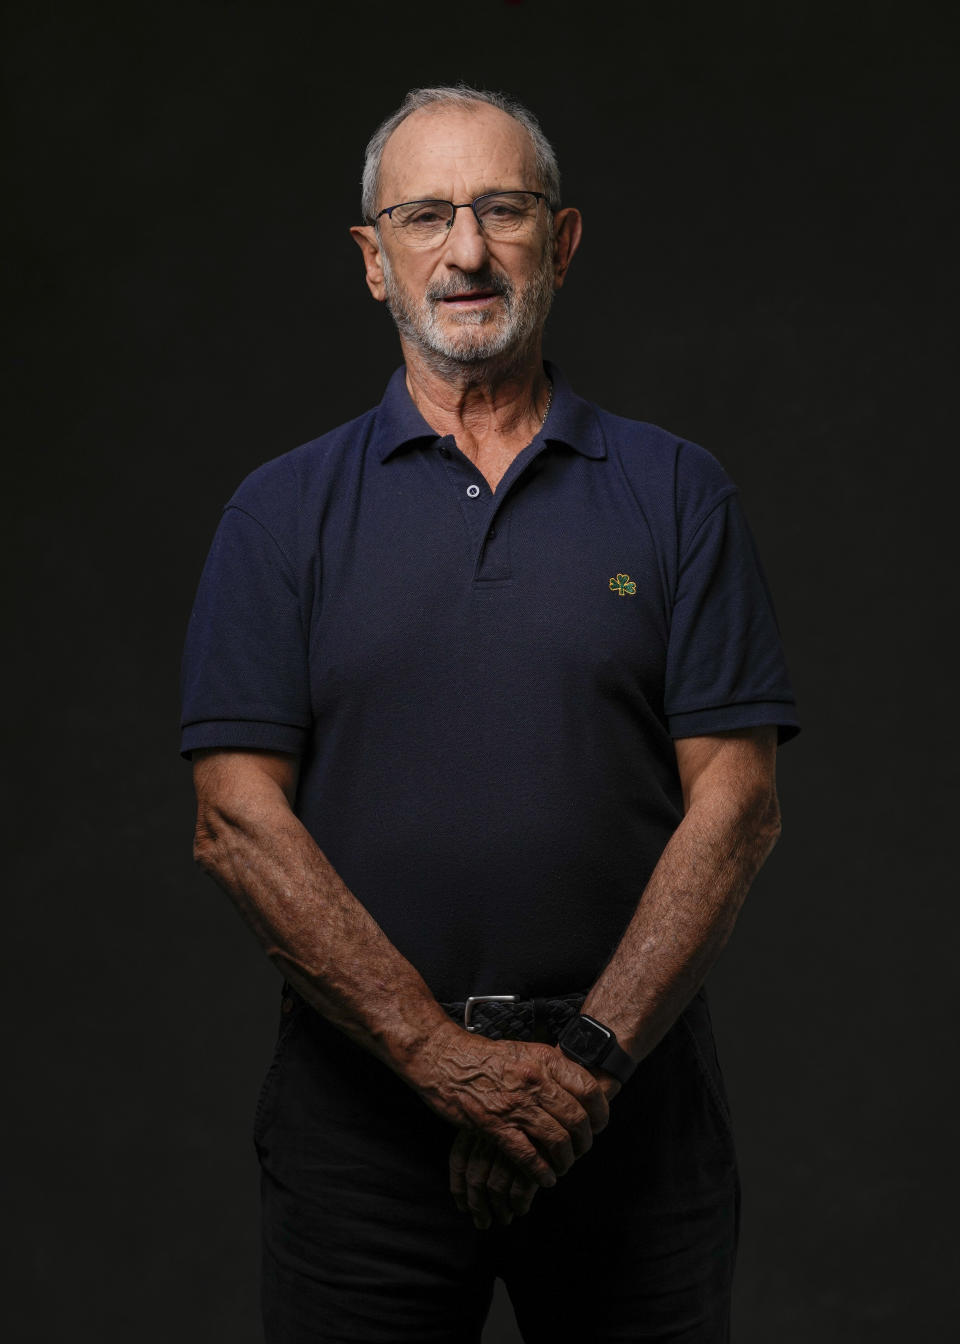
190, 747, 609, 1185
450, 724, 781, 1227
579, 723, 781, 1063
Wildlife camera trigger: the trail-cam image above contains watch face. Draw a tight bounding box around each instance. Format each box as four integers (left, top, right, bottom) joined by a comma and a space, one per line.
563, 1016, 611, 1066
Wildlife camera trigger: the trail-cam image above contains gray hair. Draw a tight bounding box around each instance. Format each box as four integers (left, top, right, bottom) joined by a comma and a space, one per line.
360, 85, 561, 223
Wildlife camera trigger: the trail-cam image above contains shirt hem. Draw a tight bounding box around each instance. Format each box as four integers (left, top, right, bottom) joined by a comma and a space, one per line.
667, 702, 800, 745
179, 719, 307, 761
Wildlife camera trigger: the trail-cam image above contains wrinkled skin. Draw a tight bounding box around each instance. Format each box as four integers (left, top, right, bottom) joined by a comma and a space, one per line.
406, 1019, 610, 1193
447, 1057, 622, 1228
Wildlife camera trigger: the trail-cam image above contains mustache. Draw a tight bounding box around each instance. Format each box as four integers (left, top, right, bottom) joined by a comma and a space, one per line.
426, 270, 512, 303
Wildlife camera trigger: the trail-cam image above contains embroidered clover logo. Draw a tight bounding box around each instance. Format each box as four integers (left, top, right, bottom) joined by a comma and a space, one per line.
609, 573, 637, 597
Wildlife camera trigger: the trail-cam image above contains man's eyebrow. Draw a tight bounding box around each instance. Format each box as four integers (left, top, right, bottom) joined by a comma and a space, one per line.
391, 185, 527, 202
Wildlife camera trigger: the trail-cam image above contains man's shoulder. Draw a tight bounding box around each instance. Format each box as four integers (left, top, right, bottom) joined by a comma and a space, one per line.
595, 404, 729, 476
226, 406, 379, 517
590, 402, 737, 521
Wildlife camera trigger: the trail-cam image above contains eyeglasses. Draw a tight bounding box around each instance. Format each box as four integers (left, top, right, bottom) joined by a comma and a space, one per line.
372, 190, 553, 248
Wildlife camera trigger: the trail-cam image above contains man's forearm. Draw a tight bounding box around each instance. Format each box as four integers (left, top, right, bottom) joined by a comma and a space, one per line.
581, 782, 781, 1067
193, 776, 452, 1079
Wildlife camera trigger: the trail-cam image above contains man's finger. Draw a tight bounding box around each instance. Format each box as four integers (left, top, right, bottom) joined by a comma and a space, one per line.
451, 1130, 523, 1227
482, 1149, 540, 1219
464, 1136, 496, 1228
533, 1117, 577, 1178
479, 1148, 512, 1225
451, 1129, 540, 1227
547, 1052, 611, 1135
507, 1168, 539, 1216
449, 1127, 474, 1214
531, 1085, 596, 1163
486, 1122, 559, 1187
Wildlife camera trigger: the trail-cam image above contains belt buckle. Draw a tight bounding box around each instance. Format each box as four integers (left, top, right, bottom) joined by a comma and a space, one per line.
464, 994, 517, 1032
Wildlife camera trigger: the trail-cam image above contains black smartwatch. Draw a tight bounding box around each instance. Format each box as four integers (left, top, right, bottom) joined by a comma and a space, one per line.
557, 1013, 636, 1085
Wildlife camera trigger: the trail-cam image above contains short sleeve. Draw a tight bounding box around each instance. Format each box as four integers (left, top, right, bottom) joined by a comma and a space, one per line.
664, 490, 800, 743
179, 505, 311, 760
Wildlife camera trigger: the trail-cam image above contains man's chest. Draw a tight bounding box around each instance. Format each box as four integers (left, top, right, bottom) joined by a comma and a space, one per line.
302, 446, 675, 719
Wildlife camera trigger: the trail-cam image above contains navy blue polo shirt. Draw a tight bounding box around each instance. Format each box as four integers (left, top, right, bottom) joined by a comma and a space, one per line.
180, 362, 799, 1002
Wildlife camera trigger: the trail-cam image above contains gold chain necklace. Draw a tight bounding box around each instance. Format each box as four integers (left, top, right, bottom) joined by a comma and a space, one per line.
539, 376, 554, 427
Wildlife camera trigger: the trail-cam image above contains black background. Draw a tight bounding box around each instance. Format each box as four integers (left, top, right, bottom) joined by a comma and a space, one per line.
6, 1, 958, 1339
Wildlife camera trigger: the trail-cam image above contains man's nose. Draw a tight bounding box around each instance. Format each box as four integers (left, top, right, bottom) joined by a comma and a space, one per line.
440, 205, 490, 270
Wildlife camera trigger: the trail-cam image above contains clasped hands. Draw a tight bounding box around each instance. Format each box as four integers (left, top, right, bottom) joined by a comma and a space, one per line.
408, 1020, 621, 1231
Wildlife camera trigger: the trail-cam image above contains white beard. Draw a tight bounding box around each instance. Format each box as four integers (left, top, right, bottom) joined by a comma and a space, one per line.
380, 238, 555, 376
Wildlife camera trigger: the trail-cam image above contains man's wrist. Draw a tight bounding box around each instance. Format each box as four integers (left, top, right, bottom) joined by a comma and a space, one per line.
556, 1011, 636, 1087
395, 1013, 464, 1086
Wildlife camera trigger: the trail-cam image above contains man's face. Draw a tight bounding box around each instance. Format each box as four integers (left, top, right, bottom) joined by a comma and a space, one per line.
353, 105, 577, 371
380, 215, 554, 368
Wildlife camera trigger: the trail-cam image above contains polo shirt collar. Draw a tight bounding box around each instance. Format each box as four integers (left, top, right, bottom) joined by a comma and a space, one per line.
372, 359, 606, 462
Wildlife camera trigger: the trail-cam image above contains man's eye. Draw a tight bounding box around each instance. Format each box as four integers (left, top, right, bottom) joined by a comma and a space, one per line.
406, 207, 445, 225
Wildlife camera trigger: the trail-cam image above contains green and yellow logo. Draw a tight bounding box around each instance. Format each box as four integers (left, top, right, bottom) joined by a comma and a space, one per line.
609, 572, 637, 597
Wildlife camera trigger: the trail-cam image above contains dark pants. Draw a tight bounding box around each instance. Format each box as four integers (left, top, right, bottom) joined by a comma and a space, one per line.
254, 983, 740, 1343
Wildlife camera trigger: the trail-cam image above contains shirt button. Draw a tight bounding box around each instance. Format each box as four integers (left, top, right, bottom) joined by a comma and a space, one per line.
466, 484, 480, 498
487, 526, 497, 539
438, 444, 451, 458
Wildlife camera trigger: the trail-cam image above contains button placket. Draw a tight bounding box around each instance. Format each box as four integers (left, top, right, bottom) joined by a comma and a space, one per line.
435, 437, 496, 561
472, 442, 555, 583
435, 434, 556, 583
474, 499, 512, 582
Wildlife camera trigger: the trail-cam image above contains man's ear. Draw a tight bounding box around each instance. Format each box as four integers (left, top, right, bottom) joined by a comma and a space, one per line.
550, 207, 583, 291
349, 225, 386, 302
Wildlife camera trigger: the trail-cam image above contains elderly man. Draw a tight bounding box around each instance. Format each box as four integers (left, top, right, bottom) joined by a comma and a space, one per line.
181, 85, 798, 1343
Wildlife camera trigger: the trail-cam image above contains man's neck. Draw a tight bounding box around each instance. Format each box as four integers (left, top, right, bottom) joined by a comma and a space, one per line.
401, 340, 551, 470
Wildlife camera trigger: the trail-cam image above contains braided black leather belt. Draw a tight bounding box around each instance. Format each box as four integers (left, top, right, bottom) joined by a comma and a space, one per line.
438, 991, 589, 1043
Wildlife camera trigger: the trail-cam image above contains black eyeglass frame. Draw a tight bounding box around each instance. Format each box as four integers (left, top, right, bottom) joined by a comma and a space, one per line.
370, 189, 556, 232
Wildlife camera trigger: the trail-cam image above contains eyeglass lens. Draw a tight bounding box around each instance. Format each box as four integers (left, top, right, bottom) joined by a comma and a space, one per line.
389, 192, 541, 245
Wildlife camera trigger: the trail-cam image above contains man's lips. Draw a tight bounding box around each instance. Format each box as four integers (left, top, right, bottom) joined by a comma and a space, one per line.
439, 289, 500, 305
